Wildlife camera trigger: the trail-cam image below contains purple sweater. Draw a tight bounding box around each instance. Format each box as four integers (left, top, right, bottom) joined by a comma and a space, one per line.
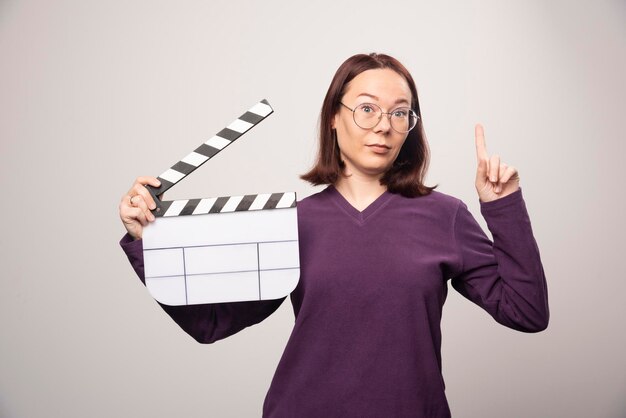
120, 186, 549, 417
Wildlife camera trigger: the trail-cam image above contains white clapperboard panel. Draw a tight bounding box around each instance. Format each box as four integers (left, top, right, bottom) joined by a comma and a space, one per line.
142, 100, 300, 306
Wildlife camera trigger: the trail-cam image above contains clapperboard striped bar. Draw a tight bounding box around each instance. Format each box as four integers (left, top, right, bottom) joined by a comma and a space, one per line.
155, 192, 296, 218
146, 99, 274, 207
141, 100, 300, 306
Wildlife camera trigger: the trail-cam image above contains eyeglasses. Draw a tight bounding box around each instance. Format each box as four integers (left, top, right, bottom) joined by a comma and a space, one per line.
340, 102, 419, 133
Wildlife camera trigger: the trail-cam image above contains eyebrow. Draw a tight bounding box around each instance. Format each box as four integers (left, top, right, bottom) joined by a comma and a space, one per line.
356, 93, 410, 106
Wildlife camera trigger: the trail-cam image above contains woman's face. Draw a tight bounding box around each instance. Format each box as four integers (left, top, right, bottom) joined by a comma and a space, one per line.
333, 68, 412, 180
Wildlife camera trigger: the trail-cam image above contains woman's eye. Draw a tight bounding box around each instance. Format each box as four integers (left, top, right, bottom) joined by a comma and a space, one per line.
393, 109, 408, 118
360, 105, 373, 113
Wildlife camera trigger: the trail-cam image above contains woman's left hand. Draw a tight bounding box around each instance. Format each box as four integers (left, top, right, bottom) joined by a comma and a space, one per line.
474, 124, 520, 203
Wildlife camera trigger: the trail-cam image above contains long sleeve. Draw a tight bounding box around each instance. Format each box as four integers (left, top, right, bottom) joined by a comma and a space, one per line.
450, 188, 549, 332
120, 234, 287, 343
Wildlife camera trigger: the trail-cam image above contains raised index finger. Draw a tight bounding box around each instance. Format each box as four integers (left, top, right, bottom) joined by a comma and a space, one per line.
475, 123, 489, 161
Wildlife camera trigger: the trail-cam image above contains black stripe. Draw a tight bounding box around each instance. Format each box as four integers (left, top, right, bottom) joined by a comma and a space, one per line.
180, 199, 201, 216
152, 178, 174, 196
238, 111, 264, 125
210, 196, 230, 213
154, 200, 173, 217
194, 143, 220, 159
263, 193, 284, 209
215, 128, 241, 141
171, 160, 196, 175
236, 195, 256, 211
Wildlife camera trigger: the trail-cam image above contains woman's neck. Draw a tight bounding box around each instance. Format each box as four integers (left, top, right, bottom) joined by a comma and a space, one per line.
334, 172, 387, 212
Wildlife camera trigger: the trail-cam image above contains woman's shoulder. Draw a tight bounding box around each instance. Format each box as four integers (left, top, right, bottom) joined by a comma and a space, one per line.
389, 190, 465, 238
408, 188, 461, 204
393, 188, 464, 215
296, 186, 335, 210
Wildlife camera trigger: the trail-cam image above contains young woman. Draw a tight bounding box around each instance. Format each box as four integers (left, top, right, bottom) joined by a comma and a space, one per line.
119, 53, 549, 417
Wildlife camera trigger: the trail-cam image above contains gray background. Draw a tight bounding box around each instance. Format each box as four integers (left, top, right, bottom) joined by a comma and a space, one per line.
1, 0, 625, 417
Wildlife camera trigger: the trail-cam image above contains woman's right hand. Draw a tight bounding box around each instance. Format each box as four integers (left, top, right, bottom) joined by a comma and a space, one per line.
119, 176, 162, 240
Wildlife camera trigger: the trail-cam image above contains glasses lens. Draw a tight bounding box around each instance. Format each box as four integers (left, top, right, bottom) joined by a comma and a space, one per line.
390, 108, 418, 133
353, 103, 382, 129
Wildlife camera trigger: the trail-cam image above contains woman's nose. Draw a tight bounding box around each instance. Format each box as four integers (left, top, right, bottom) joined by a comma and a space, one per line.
374, 113, 392, 133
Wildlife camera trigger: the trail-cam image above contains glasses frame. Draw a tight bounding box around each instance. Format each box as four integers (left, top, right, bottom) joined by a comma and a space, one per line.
339, 102, 419, 133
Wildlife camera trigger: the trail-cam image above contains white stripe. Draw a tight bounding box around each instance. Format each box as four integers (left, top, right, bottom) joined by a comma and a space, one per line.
159, 168, 186, 184
248, 193, 272, 210
248, 102, 272, 117
193, 198, 217, 214
276, 192, 296, 208
181, 151, 209, 167
205, 135, 231, 150
163, 200, 189, 217
220, 195, 244, 213
227, 119, 253, 133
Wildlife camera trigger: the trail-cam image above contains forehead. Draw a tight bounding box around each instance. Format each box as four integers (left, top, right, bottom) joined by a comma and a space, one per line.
343, 68, 412, 103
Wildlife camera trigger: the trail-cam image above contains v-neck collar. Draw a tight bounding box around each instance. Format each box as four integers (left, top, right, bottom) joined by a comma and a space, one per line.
326, 185, 394, 225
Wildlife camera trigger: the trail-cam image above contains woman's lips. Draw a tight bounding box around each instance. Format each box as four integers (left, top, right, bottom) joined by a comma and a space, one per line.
367, 144, 391, 154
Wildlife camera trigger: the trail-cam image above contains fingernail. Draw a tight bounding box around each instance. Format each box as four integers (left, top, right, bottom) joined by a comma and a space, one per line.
495, 185, 501, 193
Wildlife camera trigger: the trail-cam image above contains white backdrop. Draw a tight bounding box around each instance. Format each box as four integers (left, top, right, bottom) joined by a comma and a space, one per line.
1, 0, 625, 417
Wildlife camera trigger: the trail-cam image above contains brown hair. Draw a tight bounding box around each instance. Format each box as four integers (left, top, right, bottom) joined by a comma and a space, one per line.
300, 53, 437, 198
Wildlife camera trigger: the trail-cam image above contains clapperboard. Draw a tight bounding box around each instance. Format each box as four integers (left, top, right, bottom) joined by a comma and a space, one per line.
142, 100, 300, 306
